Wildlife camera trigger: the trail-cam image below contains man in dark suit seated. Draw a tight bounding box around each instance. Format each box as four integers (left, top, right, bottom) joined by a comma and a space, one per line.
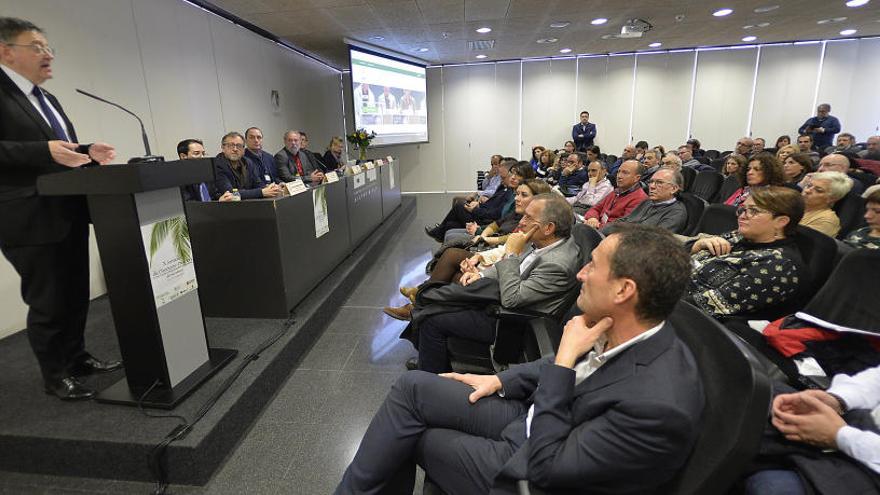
243, 127, 280, 184
176, 138, 231, 202
274, 130, 325, 185
335, 224, 704, 494
214, 132, 283, 200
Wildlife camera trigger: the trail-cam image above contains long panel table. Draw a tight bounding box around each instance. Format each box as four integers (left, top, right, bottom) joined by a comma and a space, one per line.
187, 162, 400, 318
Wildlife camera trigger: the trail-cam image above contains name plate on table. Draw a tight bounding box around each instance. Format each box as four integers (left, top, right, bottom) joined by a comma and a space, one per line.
386, 155, 394, 163
366, 169, 378, 182
351, 165, 363, 175
364, 161, 375, 170
325, 171, 340, 184
375, 159, 384, 166
285, 179, 308, 196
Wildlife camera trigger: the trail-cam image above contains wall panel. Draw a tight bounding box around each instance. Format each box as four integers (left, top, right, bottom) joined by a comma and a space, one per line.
521, 58, 577, 158
818, 39, 880, 141
577, 55, 635, 155
631, 52, 695, 152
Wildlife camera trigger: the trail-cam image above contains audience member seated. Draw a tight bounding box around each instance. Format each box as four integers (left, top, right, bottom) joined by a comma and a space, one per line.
679, 144, 713, 171
799, 171, 853, 237
753, 137, 766, 155
810, 152, 877, 195
723, 153, 747, 177
385, 180, 552, 320
843, 186, 880, 249
687, 137, 705, 158
634, 140, 649, 161
743, 365, 880, 494
609, 143, 636, 176
724, 153, 786, 207
214, 132, 283, 200
859, 135, 880, 160
583, 160, 647, 230
774, 135, 791, 152
425, 159, 516, 241
557, 151, 588, 196
661, 152, 682, 172
782, 152, 814, 187
274, 130, 325, 185
776, 144, 798, 163
529, 145, 545, 170
735, 136, 754, 158
686, 187, 807, 318
455, 155, 504, 207
639, 148, 661, 183
798, 103, 841, 151
534, 149, 556, 180
560, 140, 575, 154
244, 126, 280, 183
177, 138, 231, 202
602, 168, 687, 235
797, 134, 821, 163
336, 225, 704, 495
297, 131, 325, 170
411, 194, 580, 374
825, 132, 858, 155
321, 136, 345, 171
567, 160, 612, 215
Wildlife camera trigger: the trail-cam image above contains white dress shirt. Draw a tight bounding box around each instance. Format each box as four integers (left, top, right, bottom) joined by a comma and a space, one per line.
0, 64, 69, 139
829, 365, 880, 474
525, 322, 664, 437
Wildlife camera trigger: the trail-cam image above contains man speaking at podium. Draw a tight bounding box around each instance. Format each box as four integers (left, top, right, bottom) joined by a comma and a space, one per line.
0, 17, 119, 400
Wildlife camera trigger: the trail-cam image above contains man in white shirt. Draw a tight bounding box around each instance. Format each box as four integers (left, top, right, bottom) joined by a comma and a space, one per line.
335, 224, 703, 494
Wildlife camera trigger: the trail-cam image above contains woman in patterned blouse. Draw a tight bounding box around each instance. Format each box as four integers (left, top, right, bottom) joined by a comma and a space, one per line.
724, 153, 786, 207
843, 186, 880, 250
687, 186, 808, 318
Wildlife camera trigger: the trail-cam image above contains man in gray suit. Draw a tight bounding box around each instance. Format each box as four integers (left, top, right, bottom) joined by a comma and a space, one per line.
417, 194, 581, 373
335, 224, 704, 494
273, 130, 324, 185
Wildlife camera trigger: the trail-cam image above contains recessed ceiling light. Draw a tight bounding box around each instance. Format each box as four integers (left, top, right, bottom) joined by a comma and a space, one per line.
370, 36, 385, 41
817, 16, 848, 24
536, 38, 559, 44
559, 48, 572, 53
713, 8, 734, 17
757, 22, 771, 27
743, 24, 755, 29
840, 28, 858, 35
753, 5, 780, 13
550, 21, 570, 28
475, 54, 488, 59
742, 35, 758, 42
591, 18, 608, 25
476, 27, 492, 34
846, 0, 870, 6
416, 47, 429, 52
649, 42, 663, 48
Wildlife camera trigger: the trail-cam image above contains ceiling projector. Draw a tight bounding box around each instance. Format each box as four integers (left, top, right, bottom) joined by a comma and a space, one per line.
619, 19, 653, 38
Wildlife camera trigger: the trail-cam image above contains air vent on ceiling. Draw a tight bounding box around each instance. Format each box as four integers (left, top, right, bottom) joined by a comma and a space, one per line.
468, 39, 496, 51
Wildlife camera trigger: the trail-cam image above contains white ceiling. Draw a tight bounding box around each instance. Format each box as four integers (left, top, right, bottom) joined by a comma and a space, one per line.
207, 0, 880, 68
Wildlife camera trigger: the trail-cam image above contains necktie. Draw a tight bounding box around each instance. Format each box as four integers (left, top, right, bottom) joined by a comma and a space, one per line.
294, 154, 304, 176
31, 86, 69, 141
199, 183, 211, 202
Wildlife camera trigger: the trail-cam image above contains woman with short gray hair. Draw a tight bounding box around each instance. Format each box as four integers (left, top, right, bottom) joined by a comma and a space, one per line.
800, 171, 853, 237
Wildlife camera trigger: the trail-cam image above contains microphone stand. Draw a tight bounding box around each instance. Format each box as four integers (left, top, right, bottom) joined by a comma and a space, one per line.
75, 89, 164, 163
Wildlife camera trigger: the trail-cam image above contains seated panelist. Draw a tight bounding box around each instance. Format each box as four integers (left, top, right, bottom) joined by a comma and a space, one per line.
176, 138, 230, 202
214, 132, 283, 200
274, 130, 324, 186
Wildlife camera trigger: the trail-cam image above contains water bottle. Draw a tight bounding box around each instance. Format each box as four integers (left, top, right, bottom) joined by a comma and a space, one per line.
231, 189, 241, 201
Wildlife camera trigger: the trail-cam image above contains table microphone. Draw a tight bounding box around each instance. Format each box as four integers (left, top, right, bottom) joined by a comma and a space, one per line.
75, 89, 164, 163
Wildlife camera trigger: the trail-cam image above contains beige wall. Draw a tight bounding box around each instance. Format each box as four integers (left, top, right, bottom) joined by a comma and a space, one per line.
356, 39, 880, 194
0, 0, 344, 338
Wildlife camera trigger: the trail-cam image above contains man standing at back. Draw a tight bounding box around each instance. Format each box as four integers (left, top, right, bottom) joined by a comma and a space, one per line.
0, 17, 119, 400
799, 104, 841, 152
571, 110, 596, 151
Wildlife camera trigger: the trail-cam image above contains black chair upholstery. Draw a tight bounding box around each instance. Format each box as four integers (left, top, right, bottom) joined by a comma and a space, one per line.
477, 170, 486, 190
693, 203, 738, 236
705, 149, 720, 160
697, 156, 711, 165
513, 301, 772, 495
605, 154, 617, 167
709, 158, 726, 173
690, 171, 724, 202
832, 190, 867, 239
681, 166, 697, 192
679, 192, 707, 236
716, 174, 741, 204
446, 224, 602, 374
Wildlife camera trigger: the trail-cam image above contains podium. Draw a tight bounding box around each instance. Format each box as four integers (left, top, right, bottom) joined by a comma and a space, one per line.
37, 159, 237, 409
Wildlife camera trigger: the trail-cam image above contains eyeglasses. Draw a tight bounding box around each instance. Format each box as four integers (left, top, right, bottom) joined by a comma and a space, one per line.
222, 143, 244, 149
647, 179, 672, 187
735, 206, 770, 218
4, 43, 55, 56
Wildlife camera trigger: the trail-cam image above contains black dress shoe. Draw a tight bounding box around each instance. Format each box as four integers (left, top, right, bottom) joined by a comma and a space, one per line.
405, 357, 419, 371
70, 356, 124, 376
424, 225, 443, 242
44, 376, 95, 401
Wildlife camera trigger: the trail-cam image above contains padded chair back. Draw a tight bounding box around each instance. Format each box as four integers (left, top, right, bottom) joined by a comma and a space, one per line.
716, 175, 741, 204
680, 166, 697, 192
477, 170, 486, 190
833, 190, 867, 239
658, 301, 772, 494
709, 158, 726, 173
605, 154, 617, 167
697, 156, 711, 165
693, 204, 738, 236
678, 192, 707, 236
690, 171, 724, 202
705, 150, 720, 160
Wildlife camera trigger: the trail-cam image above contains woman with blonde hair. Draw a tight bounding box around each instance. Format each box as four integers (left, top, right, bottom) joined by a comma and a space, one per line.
323, 136, 345, 170
776, 144, 798, 163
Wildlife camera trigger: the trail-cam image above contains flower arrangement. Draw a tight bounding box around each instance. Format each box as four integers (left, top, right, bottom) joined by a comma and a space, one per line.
347, 128, 377, 160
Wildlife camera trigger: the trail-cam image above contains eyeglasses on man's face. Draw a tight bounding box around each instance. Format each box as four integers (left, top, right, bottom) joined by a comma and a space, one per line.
222, 142, 244, 149
647, 179, 672, 187
4, 43, 55, 56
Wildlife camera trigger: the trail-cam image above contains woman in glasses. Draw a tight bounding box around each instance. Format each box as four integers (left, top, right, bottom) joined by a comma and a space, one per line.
686, 186, 808, 318
724, 153, 786, 206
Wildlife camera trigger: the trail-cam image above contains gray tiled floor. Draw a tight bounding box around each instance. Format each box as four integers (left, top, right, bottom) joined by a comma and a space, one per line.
0, 193, 453, 495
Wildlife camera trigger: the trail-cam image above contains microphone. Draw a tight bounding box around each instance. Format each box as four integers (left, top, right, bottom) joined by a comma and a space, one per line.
75, 89, 164, 163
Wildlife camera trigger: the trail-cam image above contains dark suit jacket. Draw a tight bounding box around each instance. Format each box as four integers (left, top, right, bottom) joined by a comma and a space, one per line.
244, 148, 280, 183
492, 323, 704, 494
571, 122, 597, 150
213, 154, 265, 200
274, 147, 322, 184
0, 68, 90, 247
474, 185, 512, 224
